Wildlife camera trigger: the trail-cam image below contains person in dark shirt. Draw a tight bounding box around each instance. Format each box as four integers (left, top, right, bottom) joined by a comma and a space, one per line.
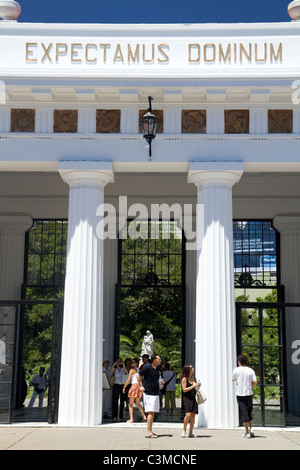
138, 353, 162, 438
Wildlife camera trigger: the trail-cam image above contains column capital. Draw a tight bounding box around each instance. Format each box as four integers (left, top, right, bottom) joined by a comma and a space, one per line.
273, 215, 300, 233
58, 161, 114, 188
188, 162, 244, 188
0, 214, 32, 232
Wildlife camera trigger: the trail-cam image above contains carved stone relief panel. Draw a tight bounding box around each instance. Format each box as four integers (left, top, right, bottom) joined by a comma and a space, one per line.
96, 109, 121, 133
268, 110, 293, 133
182, 110, 206, 133
225, 110, 249, 134
139, 110, 163, 134
11, 109, 35, 132
53, 110, 78, 133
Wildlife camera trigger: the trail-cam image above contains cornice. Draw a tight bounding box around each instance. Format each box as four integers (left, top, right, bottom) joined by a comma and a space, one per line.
0, 21, 300, 35
3, 84, 297, 105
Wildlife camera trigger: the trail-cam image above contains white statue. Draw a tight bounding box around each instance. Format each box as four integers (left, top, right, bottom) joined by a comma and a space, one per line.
141, 330, 154, 357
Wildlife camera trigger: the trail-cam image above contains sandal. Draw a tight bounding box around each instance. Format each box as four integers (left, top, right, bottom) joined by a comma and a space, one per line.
145, 433, 158, 438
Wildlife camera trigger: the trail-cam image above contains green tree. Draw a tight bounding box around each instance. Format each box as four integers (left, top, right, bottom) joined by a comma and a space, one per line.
120, 286, 183, 371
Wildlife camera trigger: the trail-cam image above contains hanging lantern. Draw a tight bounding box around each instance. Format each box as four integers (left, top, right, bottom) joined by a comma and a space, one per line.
141, 96, 158, 159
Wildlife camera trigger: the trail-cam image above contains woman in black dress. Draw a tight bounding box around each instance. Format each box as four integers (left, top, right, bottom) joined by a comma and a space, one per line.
181, 364, 200, 438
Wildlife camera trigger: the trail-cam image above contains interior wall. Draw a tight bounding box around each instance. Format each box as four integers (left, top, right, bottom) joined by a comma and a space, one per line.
1, 171, 300, 219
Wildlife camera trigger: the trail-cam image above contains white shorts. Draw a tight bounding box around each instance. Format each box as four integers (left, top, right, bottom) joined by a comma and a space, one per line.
143, 393, 160, 413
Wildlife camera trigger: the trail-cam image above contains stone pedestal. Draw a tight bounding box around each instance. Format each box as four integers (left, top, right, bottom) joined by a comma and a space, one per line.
0, 1, 21, 21
288, 1, 300, 21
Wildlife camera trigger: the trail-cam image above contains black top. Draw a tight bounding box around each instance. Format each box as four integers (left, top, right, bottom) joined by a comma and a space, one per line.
182, 378, 198, 414
139, 364, 160, 396
183, 379, 196, 400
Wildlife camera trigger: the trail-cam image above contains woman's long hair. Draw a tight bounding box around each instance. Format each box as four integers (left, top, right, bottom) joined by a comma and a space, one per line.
180, 364, 193, 380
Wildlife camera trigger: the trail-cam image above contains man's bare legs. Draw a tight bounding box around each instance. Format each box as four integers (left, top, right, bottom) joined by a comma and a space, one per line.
146, 412, 157, 437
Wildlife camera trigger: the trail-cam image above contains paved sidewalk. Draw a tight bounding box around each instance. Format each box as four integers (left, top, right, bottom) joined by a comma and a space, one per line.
1, 423, 300, 451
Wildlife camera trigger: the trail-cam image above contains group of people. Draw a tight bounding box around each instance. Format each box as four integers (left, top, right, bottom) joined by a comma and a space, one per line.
102, 354, 176, 425
181, 355, 257, 439
103, 352, 257, 439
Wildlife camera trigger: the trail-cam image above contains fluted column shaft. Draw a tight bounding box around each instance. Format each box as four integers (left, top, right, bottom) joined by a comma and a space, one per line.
273, 215, 300, 415
188, 163, 243, 428
58, 163, 113, 426
0, 214, 32, 300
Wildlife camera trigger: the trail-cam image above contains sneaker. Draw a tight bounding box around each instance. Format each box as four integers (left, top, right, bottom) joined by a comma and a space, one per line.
243, 433, 251, 439
250, 429, 255, 437
181, 430, 186, 438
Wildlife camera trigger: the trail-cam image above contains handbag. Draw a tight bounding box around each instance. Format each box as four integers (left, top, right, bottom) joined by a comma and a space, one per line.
160, 372, 175, 395
102, 372, 111, 390
196, 388, 207, 405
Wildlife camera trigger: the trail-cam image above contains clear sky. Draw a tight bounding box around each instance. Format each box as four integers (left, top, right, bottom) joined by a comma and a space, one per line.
17, 0, 291, 24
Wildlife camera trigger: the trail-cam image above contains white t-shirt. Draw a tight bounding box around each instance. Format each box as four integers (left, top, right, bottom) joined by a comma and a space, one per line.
114, 367, 124, 384
31, 374, 47, 389
232, 366, 257, 396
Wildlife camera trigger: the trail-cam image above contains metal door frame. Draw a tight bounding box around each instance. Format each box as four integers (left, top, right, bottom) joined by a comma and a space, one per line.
0, 299, 63, 424
236, 301, 300, 427
115, 219, 186, 366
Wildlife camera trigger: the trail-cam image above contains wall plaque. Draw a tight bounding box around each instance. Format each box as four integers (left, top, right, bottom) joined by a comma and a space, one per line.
225, 110, 249, 134
96, 109, 121, 133
11, 109, 35, 132
268, 110, 293, 133
53, 110, 78, 133
182, 110, 206, 133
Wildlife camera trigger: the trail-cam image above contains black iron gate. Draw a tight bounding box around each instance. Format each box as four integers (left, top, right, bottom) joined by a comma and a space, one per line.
236, 301, 300, 427
0, 299, 63, 424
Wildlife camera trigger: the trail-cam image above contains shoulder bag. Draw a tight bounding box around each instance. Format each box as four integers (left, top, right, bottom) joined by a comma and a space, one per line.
196, 388, 207, 405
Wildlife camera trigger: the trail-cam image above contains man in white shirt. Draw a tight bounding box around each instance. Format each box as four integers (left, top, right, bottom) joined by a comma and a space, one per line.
28, 367, 47, 408
232, 354, 257, 439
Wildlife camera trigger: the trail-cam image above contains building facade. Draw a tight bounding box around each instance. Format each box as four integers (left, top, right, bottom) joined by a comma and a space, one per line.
0, 1, 300, 428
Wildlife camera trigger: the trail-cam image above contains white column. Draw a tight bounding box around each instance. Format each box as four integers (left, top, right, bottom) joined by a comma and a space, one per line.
0, 214, 32, 300
58, 162, 114, 426
273, 215, 300, 415
188, 162, 243, 429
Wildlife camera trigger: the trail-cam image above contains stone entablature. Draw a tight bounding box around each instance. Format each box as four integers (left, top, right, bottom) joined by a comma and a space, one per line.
0, 21, 299, 168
